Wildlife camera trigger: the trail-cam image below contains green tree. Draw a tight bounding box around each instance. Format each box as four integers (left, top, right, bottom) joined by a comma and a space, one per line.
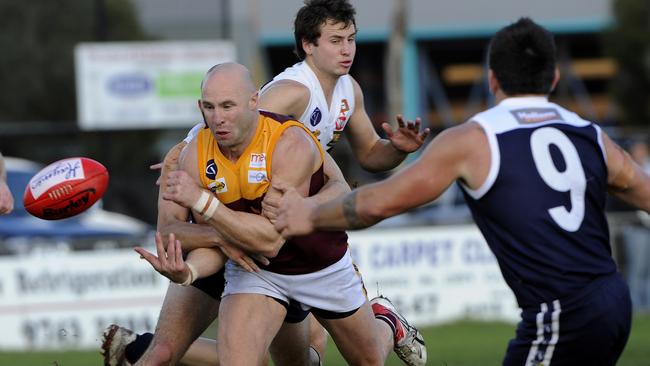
0, 0, 147, 122
606, 0, 650, 126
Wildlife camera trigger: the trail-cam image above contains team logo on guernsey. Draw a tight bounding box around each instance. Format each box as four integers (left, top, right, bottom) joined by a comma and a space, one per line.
208, 177, 227, 193
511, 108, 563, 124
248, 170, 268, 183
310, 107, 322, 126
205, 159, 217, 180
335, 99, 350, 130
249, 153, 266, 169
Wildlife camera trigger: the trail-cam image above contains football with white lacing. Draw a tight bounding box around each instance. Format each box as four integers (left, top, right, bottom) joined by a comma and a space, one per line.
23, 157, 109, 220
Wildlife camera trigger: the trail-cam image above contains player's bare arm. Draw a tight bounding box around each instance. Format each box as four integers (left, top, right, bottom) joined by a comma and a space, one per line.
155, 141, 227, 251
163, 144, 278, 259
258, 80, 311, 119
263, 124, 323, 227
144, 141, 263, 283
345, 77, 430, 172
603, 132, 650, 212
309, 152, 351, 203
275, 122, 487, 236
264, 152, 350, 222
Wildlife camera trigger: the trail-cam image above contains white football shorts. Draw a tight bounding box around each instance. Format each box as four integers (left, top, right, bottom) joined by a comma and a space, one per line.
222, 248, 367, 313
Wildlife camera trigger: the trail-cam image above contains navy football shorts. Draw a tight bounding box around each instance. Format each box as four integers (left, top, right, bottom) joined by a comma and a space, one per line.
503, 273, 631, 366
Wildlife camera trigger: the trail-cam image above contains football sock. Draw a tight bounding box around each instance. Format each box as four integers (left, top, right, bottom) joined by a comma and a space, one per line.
125, 332, 154, 364
374, 312, 398, 344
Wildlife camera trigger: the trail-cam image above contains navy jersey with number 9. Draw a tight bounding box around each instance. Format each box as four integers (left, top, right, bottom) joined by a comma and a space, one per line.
460, 97, 615, 308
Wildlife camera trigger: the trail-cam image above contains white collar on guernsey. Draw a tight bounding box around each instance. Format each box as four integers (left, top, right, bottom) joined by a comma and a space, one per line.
498, 96, 550, 106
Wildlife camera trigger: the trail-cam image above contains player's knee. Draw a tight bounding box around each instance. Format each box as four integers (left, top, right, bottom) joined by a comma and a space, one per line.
309, 327, 328, 358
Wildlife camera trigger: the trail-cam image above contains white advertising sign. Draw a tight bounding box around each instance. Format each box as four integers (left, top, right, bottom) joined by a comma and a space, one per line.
74, 40, 236, 130
0, 225, 520, 351
348, 225, 520, 326
0, 250, 169, 351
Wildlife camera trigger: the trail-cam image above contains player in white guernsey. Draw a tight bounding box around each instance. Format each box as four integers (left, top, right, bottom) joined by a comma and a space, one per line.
276, 18, 650, 366
101, 1, 428, 366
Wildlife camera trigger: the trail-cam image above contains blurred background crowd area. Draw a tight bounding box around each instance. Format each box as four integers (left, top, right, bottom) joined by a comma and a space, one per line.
0, 0, 647, 256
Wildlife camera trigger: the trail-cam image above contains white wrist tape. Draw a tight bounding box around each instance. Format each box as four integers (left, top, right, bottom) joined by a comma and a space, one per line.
180, 262, 199, 286
202, 196, 220, 221
192, 191, 210, 213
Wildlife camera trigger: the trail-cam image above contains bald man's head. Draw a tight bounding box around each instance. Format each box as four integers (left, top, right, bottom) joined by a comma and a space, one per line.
197, 62, 260, 150
201, 62, 256, 96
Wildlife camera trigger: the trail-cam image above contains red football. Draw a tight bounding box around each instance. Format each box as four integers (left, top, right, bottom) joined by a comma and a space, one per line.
23, 157, 109, 220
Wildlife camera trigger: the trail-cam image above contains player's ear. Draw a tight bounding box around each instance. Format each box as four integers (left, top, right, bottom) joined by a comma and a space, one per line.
249, 91, 259, 110
302, 38, 312, 56
487, 69, 500, 95
198, 105, 208, 128
549, 67, 560, 93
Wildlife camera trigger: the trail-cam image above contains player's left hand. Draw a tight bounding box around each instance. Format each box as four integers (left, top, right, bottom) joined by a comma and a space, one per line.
135, 232, 192, 284
273, 182, 317, 238
163, 170, 201, 209
382, 115, 430, 153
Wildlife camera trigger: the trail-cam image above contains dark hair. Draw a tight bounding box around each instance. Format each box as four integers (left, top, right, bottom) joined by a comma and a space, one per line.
488, 17, 557, 95
293, 0, 357, 60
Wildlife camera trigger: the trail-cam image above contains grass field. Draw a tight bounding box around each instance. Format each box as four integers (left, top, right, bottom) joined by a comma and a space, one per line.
2, 314, 649, 365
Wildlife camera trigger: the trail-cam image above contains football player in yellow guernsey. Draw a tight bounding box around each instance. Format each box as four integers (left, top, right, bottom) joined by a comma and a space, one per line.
136, 62, 425, 366
101, 0, 429, 363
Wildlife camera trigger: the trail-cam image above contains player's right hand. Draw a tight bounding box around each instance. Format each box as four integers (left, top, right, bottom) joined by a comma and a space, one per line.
135, 232, 192, 285
274, 182, 317, 238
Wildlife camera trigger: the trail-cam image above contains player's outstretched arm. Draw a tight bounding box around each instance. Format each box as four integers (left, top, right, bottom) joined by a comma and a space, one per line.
603, 133, 650, 212
135, 232, 237, 286
263, 152, 349, 223
276, 122, 484, 236
0, 152, 14, 215
344, 78, 430, 172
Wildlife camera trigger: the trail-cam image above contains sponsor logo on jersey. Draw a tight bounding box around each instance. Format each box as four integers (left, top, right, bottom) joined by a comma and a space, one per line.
335, 99, 350, 130
511, 108, 563, 124
205, 159, 217, 180
208, 177, 227, 193
249, 153, 266, 169
310, 107, 322, 126
248, 170, 268, 183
